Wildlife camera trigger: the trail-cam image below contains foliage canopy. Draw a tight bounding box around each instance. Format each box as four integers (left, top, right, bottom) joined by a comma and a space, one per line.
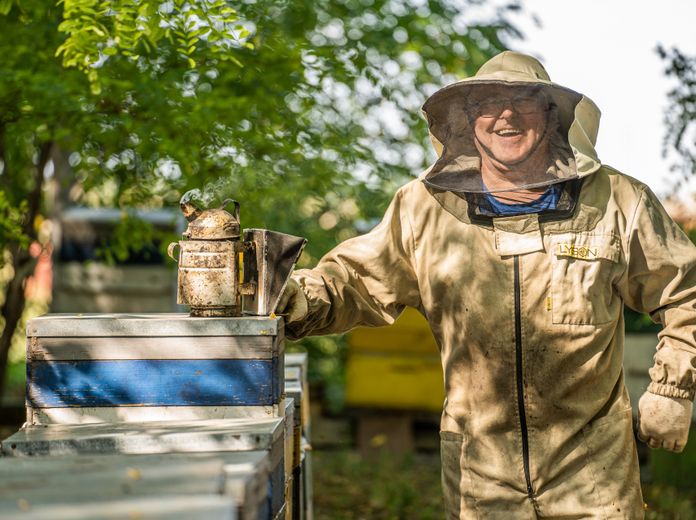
2, 0, 523, 263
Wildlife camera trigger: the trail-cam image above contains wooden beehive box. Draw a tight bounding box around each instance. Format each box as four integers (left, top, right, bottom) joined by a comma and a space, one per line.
25, 313, 284, 424
1, 417, 286, 518
284, 352, 311, 439
345, 307, 444, 413
282, 398, 294, 520
284, 352, 313, 520
0, 450, 270, 520
0, 494, 237, 520
222, 451, 273, 520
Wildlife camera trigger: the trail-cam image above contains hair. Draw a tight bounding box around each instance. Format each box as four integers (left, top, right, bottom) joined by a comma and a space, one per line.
546, 103, 576, 164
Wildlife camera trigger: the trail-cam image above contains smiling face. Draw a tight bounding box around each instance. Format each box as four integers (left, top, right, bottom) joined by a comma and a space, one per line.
470, 86, 549, 167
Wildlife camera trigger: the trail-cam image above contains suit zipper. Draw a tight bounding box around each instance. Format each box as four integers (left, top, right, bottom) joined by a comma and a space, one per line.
514, 255, 534, 498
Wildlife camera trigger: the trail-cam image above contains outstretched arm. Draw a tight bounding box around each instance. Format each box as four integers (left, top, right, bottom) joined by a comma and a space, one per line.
280, 188, 422, 340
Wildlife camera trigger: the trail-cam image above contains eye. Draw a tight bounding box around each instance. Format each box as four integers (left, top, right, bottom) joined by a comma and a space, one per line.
512, 95, 547, 114
472, 99, 504, 118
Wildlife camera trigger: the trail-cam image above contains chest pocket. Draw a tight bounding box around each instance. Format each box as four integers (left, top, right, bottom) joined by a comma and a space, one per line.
550, 233, 621, 326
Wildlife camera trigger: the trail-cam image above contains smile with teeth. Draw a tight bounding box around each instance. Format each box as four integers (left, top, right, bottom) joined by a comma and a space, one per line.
495, 128, 523, 137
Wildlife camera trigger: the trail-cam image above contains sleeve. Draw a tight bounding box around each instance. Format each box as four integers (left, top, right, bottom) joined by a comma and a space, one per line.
286, 188, 422, 340
621, 187, 696, 400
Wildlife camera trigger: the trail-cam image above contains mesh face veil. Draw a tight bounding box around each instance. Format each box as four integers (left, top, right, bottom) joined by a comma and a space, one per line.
421, 52, 602, 196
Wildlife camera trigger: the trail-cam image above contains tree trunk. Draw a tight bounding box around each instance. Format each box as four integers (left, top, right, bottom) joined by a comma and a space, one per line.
0, 141, 51, 402
0, 245, 37, 400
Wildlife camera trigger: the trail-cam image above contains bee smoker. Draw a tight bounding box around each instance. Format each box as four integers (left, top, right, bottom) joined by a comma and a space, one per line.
167, 198, 306, 317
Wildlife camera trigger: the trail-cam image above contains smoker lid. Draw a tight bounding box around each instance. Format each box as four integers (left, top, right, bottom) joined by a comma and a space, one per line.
182, 199, 241, 240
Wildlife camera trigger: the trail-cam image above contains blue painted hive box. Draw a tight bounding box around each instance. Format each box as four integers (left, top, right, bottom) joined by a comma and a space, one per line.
25, 313, 285, 425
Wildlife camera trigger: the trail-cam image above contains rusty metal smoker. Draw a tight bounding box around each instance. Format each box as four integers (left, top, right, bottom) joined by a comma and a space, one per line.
167, 198, 306, 317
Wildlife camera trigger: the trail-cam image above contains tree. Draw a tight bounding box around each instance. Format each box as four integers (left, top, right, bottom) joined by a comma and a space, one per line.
0, 0, 524, 398
658, 45, 696, 188
0, 0, 252, 398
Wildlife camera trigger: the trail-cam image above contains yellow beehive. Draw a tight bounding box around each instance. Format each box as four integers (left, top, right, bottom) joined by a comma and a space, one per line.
345, 307, 445, 412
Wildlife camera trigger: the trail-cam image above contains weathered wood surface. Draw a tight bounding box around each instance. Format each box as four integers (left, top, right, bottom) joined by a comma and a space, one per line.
301, 447, 314, 520
282, 398, 295, 520
284, 365, 301, 382
284, 353, 310, 439
2, 418, 284, 458
283, 352, 312, 520
219, 451, 271, 519
2, 419, 287, 517
26, 314, 287, 425
5, 314, 305, 518
283, 398, 295, 475
28, 404, 285, 425
29, 335, 278, 361
0, 495, 237, 520
27, 314, 283, 338
285, 381, 303, 430
281, 397, 310, 520
284, 353, 307, 378
28, 359, 280, 408
284, 386, 304, 510
0, 451, 269, 519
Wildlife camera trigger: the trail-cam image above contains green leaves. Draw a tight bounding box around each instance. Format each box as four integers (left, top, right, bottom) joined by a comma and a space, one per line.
0, 191, 30, 264
0, 0, 525, 263
658, 45, 696, 189
0, 0, 17, 15
56, 0, 247, 88
55, 0, 107, 67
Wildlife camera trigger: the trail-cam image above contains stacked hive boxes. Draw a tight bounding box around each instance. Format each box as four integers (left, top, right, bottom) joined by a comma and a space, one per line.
0, 442, 273, 519
0, 313, 311, 519
284, 353, 313, 520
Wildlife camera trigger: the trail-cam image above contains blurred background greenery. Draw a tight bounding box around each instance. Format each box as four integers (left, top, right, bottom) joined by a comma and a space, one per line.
1, 1, 696, 518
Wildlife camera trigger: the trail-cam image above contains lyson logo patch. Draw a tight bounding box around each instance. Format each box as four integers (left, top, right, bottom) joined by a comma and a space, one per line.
557, 242, 599, 259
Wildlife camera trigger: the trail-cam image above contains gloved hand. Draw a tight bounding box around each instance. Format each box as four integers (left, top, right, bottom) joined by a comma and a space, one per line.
275, 278, 308, 324
637, 392, 693, 453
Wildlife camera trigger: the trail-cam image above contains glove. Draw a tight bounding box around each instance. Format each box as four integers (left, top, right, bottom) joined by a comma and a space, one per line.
275, 278, 308, 324
637, 392, 693, 453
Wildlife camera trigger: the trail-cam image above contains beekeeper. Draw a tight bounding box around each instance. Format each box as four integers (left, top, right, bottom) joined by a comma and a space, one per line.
278, 51, 696, 518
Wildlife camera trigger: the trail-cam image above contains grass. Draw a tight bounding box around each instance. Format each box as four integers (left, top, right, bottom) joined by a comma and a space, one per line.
643, 431, 696, 519
313, 449, 444, 520
644, 484, 696, 519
